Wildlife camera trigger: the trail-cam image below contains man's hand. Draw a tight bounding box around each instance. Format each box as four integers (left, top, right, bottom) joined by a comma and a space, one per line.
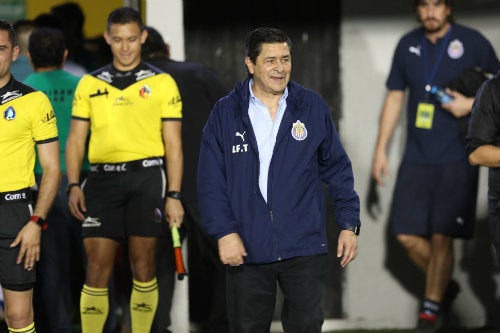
165, 198, 184, 228
11, 221, 41, 270
218, 233, 247, 266
68, 187, 87, 221
372, 150, 389, 186
337, 230, 358, 267
441, 89, 474, 118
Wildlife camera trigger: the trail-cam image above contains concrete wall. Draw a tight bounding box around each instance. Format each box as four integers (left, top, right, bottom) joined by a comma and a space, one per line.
340, 12, 500, 330
146, 1, 500, 331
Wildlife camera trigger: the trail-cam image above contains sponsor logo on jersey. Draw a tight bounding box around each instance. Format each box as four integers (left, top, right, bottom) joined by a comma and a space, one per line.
90, 88, 109, 98
291, 120, 307, 141
97, 71, 114, 83
4, 192, 26, 201
3, 106, 15, 120
103, 163, 128, 172
113, 96, 133, 106
167, 95, 182, 106
42, 110, 56, 123
139, 85, 152, 98
1, 90, 22, 104
142, 159, 163, 167
135, 69, 155, 81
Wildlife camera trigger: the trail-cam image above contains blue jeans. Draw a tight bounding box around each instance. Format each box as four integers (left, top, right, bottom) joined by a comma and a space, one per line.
226, 254, 326, 333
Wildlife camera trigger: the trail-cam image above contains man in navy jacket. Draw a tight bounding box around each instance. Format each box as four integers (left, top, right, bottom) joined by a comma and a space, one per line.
197, 27, 361, 333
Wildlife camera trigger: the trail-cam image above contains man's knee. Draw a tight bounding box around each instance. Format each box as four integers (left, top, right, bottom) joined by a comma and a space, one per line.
396, 233, 421, 250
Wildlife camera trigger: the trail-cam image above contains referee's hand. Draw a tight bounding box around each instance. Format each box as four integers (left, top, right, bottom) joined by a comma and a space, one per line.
11, 221, 41, 270
68, 186, 87, 221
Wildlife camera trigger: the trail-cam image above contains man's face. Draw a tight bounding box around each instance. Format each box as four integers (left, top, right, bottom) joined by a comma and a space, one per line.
0, 30, 18, 83
104, 22, 146, 71
416, 0, 451, 34
245, 42, 291, 96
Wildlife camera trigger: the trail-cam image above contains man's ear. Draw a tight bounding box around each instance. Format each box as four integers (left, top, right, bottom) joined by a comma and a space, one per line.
103, 31, 111, 45
140, 28, 148, 44
12, 45, 19, 62
245, 57, 254, 75
26, 51, 34, 69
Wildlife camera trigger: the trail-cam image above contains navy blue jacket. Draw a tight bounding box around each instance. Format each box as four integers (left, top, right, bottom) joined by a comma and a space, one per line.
197, 78, 360, 264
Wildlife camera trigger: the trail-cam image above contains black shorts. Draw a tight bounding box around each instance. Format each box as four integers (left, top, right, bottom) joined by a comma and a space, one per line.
82, 165, 168, 239
390, 160, 478, 239
0, 201, 36, 287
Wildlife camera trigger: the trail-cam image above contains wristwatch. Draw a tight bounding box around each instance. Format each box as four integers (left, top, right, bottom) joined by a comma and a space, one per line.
343, 225, 360, 235
66, 182, 80, 194
29, 215, 48, 230
166, 191, 182, 200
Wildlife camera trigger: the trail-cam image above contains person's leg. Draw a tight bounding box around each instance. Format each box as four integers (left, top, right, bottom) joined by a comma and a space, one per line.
226, 264, 277, 333
151, 233, 175, 333
426, 233, 454, 302
414, 234, 454, 331
3, 288, 34, 331
128, 236, 159, 333
396, 234, 430, 272
396, 232, 455, 314
80, 237, 118, 333
391, 162, 433, 273
488, 196, 500, 268
0, 203, 37, 331
184, 201, 229, 333
278, 255, 326, 333
35, 179, 75, 333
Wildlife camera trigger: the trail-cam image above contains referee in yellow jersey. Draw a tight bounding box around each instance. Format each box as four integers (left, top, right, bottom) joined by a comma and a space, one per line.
0, 19, 60, 333
65, 7, 184, 333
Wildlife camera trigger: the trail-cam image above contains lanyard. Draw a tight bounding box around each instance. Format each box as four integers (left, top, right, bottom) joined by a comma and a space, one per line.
422, 26, 452, 91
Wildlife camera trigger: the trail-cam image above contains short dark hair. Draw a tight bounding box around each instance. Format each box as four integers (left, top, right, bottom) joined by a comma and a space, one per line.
245, 27, 292, 65
0, 19, 16, 47
28, 27, 65, 69
33, 13, 62, 30
414, 0, 454, 23
107, 7, 144, 32
50, 2, 84, 35
142, 26, 168, 59
414, 0, 453, 6
13, 19, 35, 53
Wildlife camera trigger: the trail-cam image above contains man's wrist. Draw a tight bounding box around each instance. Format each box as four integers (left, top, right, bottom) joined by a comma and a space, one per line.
166, 191, 182, 200
343, 225, 360, 235
66, 182, 80, 194
29, 215, 47, 230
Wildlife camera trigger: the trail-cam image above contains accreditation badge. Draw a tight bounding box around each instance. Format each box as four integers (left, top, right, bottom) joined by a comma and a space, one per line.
415, 102, 434, 130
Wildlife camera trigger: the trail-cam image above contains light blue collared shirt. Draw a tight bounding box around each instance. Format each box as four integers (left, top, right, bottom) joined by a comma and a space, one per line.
248, 79, 288, 202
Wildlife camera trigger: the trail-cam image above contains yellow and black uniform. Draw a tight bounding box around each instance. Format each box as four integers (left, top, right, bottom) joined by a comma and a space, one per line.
0, 77, 57, 286
76, 61, 181, 333
73, 62, 182, 163
72, 62, 182, 239
0, 78, 58, 193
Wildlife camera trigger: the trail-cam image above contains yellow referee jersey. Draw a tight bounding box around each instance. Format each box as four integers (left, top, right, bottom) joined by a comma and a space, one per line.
0, 78, 58, 192
72, 62, 182, 163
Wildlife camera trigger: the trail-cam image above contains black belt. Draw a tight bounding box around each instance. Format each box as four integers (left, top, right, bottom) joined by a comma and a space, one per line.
0, 188, 32, 204
90, 157, 164, 173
